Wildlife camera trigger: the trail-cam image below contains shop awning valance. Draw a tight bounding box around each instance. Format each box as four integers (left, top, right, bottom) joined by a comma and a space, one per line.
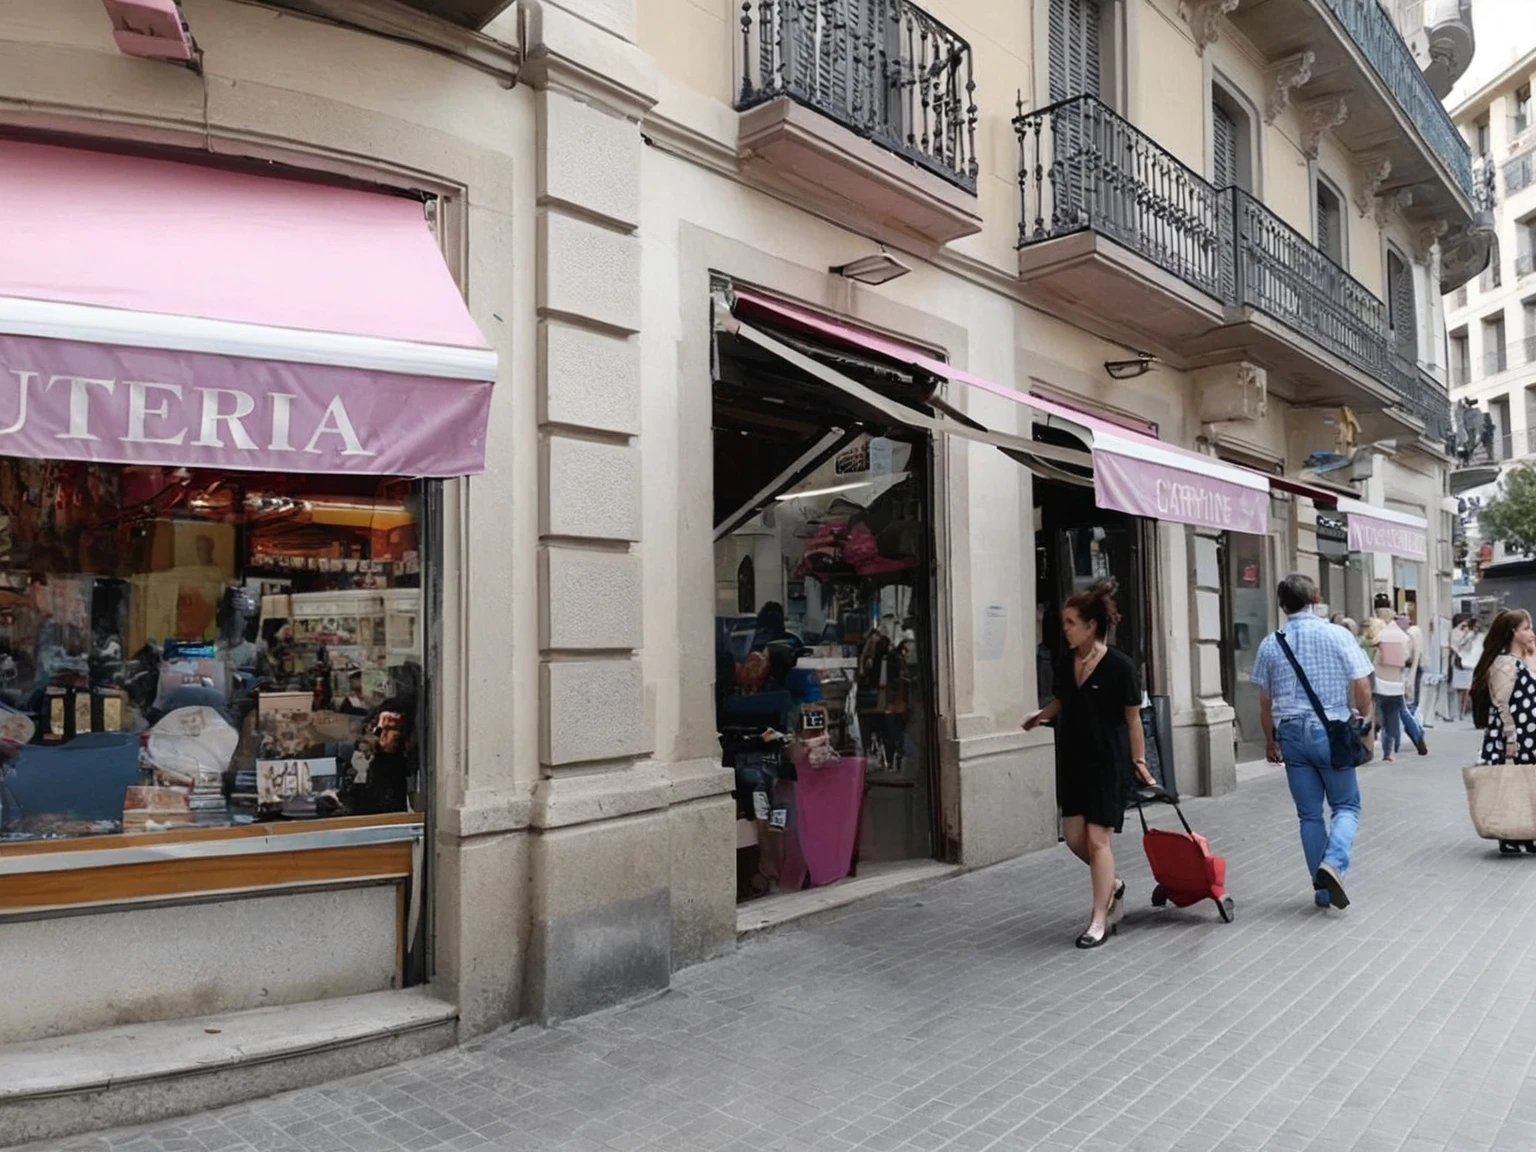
0, 140, 496, 476
718, 293, 1090, 476
1338, 498, 1428, 560
729, 289, 1279, 535
1026, 394, 1271, 535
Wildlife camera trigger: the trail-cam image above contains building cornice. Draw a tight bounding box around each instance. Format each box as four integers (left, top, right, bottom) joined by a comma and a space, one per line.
246, 0, 519, 84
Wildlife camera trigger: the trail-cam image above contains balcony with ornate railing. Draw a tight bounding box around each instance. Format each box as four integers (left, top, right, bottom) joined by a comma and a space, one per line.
1225, 0, 1473, 226
1316, 0, 1472, 200
736, 0, 977, 192
1228, 189, 1387, 382
1015, 95, 1447, 433
1387, 353, 1455, 448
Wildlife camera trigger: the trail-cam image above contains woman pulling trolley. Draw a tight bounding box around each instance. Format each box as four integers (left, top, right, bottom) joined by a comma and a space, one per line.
1024, 579, 1156, 949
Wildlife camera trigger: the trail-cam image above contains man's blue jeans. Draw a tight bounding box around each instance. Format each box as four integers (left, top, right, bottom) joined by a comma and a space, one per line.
1401, 702, 1424, 748
1276, 716, 1362, 886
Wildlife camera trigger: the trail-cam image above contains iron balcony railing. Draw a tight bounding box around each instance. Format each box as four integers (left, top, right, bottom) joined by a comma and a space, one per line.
1387, 354, 1455, 448
737, 0, 978, 191
1229, 188, 1387, 380
1317, 0, 1473, 201
1013, 95, 1226, 299
1015, 95, 1443, 411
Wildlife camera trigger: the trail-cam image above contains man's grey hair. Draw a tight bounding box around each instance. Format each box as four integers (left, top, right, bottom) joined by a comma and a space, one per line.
1277, 572, 1318, 615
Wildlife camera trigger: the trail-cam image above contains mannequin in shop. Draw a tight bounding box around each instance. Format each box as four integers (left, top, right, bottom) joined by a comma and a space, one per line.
1023, 579, 1156, 949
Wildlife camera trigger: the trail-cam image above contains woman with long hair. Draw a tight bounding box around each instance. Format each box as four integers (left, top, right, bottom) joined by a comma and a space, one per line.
1024, 579, 1156, 948
1470, 608, 1536, 854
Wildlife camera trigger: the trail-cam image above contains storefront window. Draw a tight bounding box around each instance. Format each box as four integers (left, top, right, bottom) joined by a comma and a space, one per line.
0, 462, 425, 840
715, 432, 936, 900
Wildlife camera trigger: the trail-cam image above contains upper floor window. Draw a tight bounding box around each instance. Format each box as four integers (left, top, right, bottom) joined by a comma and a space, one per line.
1483, 234, 1504, 292
1048, 0, 1102, 103
1211, 83, 1254, 193
1477, 116, 1491, 157
1485, 311, 1508, 376
1316, 178, 1345, 266
1387, 248, 1416, 357
1450, 329, 1470, 387
1515, 85, 1532, 138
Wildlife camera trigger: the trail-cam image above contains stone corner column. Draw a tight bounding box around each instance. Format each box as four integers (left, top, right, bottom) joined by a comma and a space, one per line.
521, 1, 733, 1022
1186, 527, 1237, 797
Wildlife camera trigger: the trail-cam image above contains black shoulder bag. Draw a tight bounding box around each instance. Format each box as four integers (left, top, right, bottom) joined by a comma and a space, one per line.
1275, 631, 1371, 769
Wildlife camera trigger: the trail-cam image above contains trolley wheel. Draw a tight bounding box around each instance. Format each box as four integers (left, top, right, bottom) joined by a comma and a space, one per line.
1218, 895, 1235, 923
1150, 884, 1168, 908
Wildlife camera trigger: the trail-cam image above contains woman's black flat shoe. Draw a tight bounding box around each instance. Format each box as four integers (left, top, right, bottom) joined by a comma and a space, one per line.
1500, 840, 1523, 855
1075, 923, 1114, 949
1523, 841, 1536, 853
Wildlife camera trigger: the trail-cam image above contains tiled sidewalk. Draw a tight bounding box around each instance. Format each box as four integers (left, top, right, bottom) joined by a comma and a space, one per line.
34, 723, 1536, 1152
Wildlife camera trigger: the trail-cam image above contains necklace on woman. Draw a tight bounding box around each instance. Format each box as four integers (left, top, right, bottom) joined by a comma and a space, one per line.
1074, 641, 1106, 686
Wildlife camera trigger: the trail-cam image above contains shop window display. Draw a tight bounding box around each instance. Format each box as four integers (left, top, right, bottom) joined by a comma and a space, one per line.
0, 461, 425, 840
715, 434, 934, 900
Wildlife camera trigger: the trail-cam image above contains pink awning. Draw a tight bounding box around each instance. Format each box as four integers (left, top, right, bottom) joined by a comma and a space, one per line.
0, 140, 496, 476
730, 287, 1276, 533
1026, 394, 1270, 534
1338, 498, 1428, 560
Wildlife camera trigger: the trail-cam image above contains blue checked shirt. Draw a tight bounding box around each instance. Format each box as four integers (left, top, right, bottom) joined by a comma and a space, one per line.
1250, 612, 1374, 722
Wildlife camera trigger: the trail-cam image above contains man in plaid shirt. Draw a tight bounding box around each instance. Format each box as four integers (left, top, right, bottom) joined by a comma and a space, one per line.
1250, 573, 1374, 911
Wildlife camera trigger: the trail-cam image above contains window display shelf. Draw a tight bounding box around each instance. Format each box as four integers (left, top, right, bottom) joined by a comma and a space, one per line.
0, 813, 422, 914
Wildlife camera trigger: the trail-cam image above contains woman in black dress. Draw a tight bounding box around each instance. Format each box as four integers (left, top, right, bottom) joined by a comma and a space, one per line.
1024, 579, 1155, 948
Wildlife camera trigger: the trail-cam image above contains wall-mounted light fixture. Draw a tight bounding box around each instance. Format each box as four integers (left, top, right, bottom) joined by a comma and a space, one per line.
830, 251, 911, 286
102, 0, 196, 64
1104, 352, 1158, 380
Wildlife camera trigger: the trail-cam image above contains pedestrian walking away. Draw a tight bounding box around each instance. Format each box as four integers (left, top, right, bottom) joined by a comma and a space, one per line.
1369, 602, 1413, 761
1470, 609, 1536, 855
1023, 578, 1156, 949
1250, 573, 1374, 910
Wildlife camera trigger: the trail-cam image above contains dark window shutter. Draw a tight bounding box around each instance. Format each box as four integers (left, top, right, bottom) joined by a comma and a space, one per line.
1316, 187, 1332, 258
1213, 101, 1237, 188
1388, 251, 1416, 356
1049, 0, 1100, 103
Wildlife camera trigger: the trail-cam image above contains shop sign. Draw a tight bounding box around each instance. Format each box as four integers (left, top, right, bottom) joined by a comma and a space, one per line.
1346, 514, 1427, 560
1093, 451, 1268, 534
1316, 512, 1347, 541
0, 350, 491, 476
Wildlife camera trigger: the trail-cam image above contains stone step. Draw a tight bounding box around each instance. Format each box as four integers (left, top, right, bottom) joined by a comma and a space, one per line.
0, 988, 457, 1148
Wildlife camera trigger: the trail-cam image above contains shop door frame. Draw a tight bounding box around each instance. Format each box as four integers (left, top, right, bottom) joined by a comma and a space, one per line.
1217, 531, 1274, 764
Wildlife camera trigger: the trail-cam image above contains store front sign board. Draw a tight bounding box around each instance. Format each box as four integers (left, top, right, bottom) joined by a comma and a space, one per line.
1093, 449, 1269, 535
1338, 498, 1428, 561
0, 349, 491, 477
1345, 513, 1428, 560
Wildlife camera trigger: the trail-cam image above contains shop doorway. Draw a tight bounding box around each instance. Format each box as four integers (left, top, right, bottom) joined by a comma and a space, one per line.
1033, 474, 1152, 706
1219, 531, 1273, 762
713, 324, 943, 903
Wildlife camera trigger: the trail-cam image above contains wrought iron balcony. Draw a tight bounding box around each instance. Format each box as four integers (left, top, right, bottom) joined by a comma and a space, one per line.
1316, 0, 1473, 201
1013, 95, 1225, 300
737, 0, 978, 192
1014, 96, 1448, 424
1387, 353, 1455, 449
1228, 189, 1387, 383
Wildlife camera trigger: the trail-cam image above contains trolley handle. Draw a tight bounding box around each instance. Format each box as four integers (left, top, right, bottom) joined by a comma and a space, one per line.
1133, 783, 1192, 836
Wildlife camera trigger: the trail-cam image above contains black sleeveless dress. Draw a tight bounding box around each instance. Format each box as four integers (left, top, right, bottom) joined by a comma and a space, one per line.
1054, 646, 1141, 832
1480, 656, 1536, 765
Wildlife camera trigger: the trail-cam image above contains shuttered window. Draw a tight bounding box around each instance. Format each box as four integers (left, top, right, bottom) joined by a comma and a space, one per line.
1388, 250, 1416, 357
1048, 0, 1101, 103
1316, 181, 1343, 265
1212, 100, 1239, 189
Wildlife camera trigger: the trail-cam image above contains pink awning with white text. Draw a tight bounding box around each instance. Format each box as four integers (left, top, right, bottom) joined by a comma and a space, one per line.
729, 288, 1271, 534
1338, 498, 1428, 560
0, 139, 496, 476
